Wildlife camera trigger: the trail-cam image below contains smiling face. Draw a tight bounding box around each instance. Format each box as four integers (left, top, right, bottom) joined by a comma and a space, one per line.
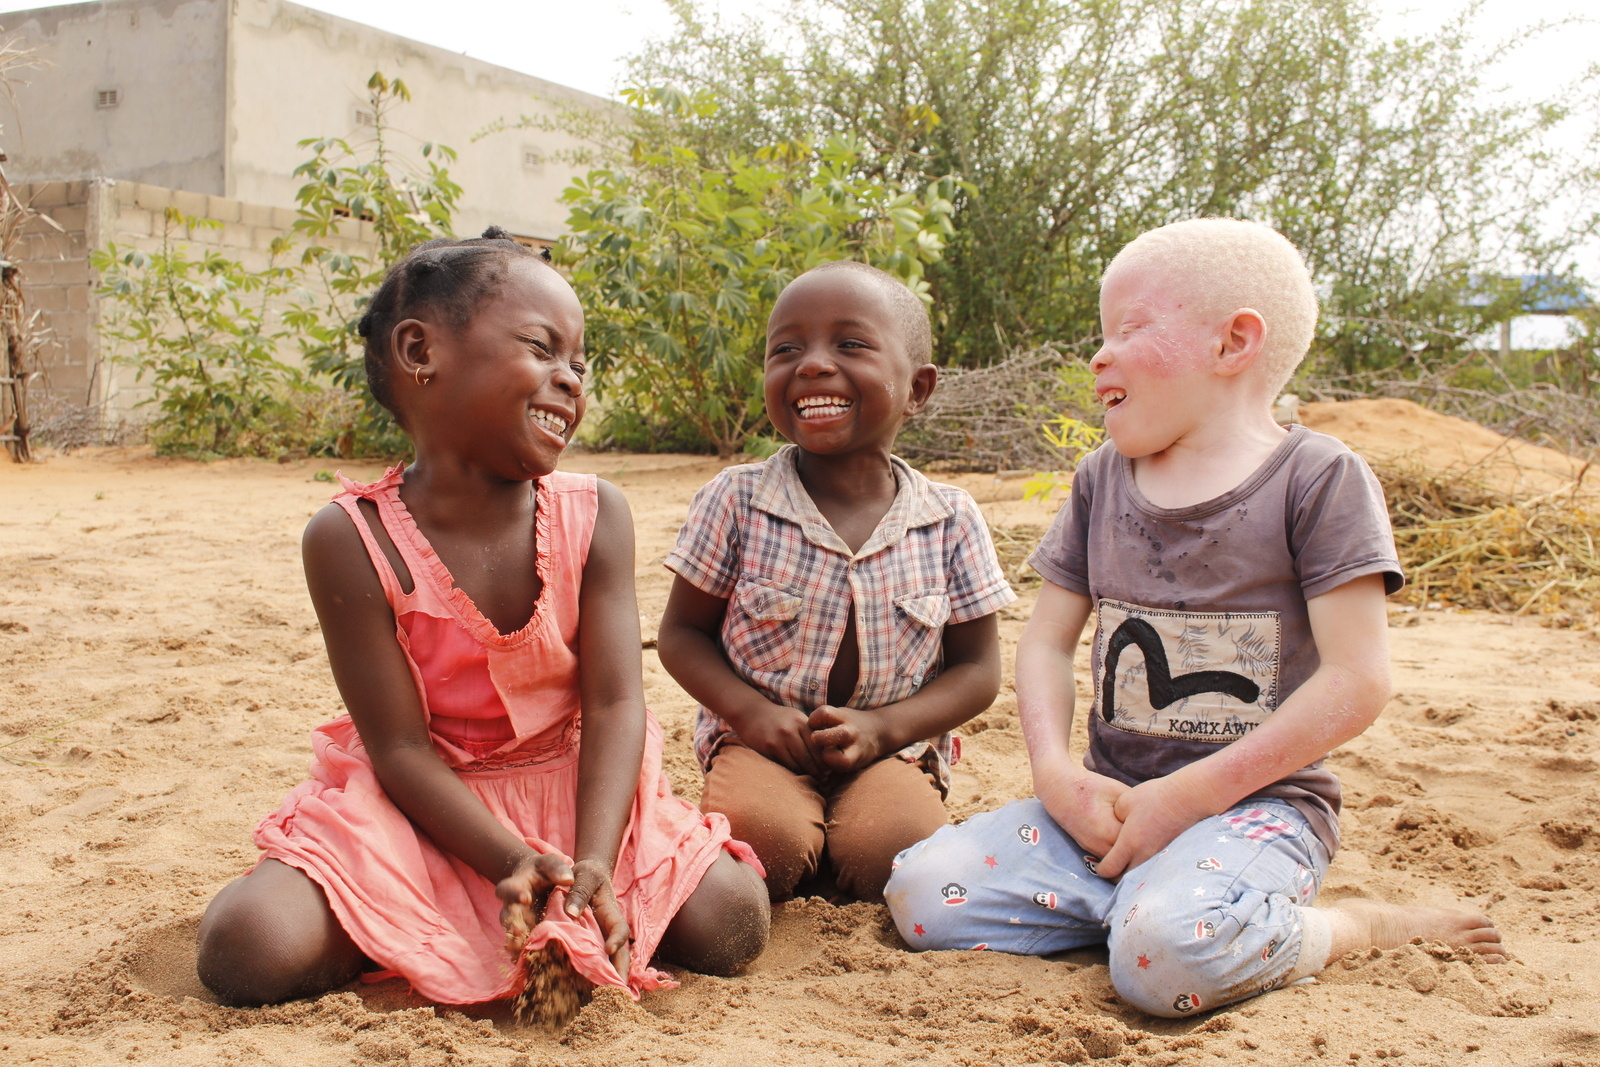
1090, 262, 1225, 459
763, 270, 935, 461
420, 259, 587, 479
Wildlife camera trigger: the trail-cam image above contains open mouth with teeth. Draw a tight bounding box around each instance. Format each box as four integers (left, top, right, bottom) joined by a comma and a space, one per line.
530, 409, 570, 438
795, 395, 853, 420
1101, 389, 1127, 409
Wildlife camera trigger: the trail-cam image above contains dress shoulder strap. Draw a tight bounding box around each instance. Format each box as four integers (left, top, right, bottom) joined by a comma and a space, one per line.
329, 467, 411, 607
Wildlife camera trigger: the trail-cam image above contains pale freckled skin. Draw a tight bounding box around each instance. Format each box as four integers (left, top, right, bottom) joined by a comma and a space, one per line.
1027, 223, 1504, 972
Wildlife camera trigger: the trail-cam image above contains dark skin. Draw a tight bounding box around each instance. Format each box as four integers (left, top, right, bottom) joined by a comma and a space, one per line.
658, 270, 1002, 783
197, 259, 768, 1006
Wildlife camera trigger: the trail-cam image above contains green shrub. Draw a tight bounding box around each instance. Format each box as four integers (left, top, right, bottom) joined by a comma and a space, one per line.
93, 72, 459, 460
560, 86, 962, 458
92, 211, 309, 458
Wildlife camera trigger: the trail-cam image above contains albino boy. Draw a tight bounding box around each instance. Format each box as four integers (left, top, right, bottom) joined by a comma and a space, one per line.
884, 219, 1501, 1017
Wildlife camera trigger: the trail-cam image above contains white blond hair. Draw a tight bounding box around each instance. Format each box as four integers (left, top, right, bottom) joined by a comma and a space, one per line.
1104, 218, 1317, 396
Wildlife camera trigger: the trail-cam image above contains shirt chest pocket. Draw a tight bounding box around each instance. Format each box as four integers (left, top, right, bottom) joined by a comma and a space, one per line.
727, 578, 804, 673
893, 593, 951, 679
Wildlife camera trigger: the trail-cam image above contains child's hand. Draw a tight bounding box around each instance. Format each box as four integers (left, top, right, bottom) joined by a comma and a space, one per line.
497, 851, 577, 940
1094, 776, 1212, 880
1034, 767, 1127, 861
565, 858, 632, 980
737, 704, 829, 778
807, 705, 886, 773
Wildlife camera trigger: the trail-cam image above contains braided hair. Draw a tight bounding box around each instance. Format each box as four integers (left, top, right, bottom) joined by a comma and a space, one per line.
356, 226, 554, 420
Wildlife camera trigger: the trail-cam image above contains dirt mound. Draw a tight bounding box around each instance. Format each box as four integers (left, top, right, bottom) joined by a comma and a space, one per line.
1303, 398, 1590, 497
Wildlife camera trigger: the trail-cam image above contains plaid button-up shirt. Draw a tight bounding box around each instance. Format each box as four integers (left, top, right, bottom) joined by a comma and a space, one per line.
664, 445, 1017, 792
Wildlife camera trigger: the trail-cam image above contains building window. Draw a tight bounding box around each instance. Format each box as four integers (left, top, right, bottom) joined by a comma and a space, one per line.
354, 108, 375, 127
96, 89, 120, 109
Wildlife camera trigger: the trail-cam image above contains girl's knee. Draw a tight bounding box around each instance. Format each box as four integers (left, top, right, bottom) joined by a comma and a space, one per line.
660, 854, 771, 977
196, 866, 361, 1006
196, 895, 307, 1005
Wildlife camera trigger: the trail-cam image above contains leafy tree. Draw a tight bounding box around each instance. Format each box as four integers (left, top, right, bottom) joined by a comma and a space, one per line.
559, 87, 961, 457
628, 0, 1599, 375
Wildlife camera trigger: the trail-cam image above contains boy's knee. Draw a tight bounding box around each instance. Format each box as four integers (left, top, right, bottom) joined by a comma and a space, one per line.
829, 803, 946, 904
738, 820, 820, 899
882, 831, 976, 950
1107, 900, 1247, 1018
702, 753, 823, 900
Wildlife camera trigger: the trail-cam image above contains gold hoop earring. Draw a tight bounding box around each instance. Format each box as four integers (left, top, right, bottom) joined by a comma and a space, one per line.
414, 366, 428, 387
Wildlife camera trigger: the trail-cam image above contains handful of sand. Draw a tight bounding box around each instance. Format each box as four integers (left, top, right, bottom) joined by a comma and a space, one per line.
503, 896, 593, 1030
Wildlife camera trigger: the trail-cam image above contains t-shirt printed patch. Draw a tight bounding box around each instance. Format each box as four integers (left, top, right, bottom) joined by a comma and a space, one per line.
1093, 599, 1280, 742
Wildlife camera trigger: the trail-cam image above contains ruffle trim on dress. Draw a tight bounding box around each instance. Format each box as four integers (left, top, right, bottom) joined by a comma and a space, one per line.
334, 466, 554, 651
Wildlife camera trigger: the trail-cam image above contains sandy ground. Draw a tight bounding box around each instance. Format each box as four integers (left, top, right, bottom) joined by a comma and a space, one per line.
2, 400, 1599, 1066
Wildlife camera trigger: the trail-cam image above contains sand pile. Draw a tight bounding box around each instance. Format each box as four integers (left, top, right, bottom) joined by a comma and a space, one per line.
1301, 398, 1592, 498
2, 400, 1599, 1065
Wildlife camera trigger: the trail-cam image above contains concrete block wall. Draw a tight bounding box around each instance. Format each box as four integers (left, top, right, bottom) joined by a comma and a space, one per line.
11, 180, 102, 407
15, 178, 378, 417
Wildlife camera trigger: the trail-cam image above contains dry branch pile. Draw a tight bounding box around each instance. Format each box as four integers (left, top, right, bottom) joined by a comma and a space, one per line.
0, 33, 45, 463
1375, 459, 1595, 619
988, 523, 1048, 591
898, 343, 1097, 473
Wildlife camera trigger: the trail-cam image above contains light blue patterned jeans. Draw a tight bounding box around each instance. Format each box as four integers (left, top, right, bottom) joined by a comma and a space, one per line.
883, 797, 1330, 1018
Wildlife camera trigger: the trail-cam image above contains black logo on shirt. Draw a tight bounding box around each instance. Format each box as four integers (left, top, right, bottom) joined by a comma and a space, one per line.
1100, 617, 1261, 723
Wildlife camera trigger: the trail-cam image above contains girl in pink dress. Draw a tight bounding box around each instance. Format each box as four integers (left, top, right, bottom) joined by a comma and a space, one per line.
196, 228, 770, 1012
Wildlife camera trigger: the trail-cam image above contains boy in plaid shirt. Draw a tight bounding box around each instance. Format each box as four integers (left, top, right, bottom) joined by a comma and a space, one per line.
659, 261, 1016, 902
884, 220, 1502, 1017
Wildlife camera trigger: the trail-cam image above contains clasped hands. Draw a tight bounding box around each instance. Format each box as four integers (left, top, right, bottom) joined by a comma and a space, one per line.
737, 701, 887, 779
1036, 764, 1222, 880
496, 852, 631, 980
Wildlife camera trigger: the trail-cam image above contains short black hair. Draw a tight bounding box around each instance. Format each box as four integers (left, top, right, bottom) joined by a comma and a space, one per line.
356, 226, 552, 418
799, 260, 933, 364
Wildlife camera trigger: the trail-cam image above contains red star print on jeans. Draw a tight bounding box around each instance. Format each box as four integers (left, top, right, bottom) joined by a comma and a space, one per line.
983, 855, 999, 868
1137, 955, 1151, 969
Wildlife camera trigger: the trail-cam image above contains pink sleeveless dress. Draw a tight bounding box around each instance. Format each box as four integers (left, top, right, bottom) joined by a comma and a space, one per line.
253, 467, 756, 1004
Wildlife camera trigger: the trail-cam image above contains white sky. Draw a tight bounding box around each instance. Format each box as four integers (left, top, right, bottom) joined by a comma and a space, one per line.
2, 0, 1590, 104
2, 0, 1593, 340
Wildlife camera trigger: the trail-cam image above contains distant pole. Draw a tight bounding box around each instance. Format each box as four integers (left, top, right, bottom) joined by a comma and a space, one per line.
1498, 319, 1511, 362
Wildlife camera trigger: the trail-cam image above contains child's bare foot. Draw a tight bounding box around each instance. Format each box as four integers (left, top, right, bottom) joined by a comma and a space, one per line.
1322, 898, 1504, 962
514, 939, 593, 1030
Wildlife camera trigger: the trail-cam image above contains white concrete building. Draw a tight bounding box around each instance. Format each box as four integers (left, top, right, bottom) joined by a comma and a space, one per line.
0, 0, 614, 412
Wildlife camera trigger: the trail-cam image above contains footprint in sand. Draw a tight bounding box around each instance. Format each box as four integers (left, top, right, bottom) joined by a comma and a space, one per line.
122, 915, 215, 1002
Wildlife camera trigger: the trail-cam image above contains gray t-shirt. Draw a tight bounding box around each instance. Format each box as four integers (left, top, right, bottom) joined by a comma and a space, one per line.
1028, 426, 1403, 854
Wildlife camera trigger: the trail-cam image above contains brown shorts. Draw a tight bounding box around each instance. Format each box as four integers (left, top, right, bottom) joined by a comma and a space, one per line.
700, 742, 948, 903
